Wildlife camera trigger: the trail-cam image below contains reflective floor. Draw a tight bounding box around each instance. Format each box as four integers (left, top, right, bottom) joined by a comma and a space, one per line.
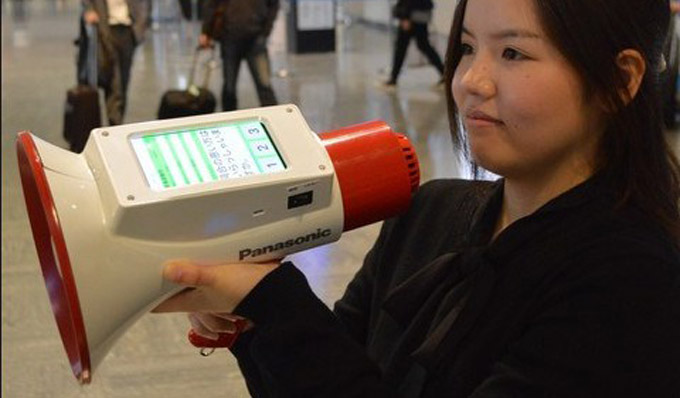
2, 1, 679, 397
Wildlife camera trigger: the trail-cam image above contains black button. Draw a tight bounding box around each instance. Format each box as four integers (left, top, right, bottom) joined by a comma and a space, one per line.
288, 191, 314, 209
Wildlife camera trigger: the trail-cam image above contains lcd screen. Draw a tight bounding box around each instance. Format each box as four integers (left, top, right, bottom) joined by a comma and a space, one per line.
131, 121, 286, 190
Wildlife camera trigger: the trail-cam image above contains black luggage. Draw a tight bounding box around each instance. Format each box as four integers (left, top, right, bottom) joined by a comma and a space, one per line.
64, 23, 102, 153
157, 87, 217, 119
158, 47, 217, 119
64, 86, 101, 153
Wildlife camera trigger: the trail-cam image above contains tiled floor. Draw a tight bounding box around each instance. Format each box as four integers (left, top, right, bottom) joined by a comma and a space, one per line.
2, 1, 679, 397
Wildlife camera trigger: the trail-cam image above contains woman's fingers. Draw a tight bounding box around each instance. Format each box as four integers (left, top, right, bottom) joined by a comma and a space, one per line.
213, 313, 245, 322
213, 313, 255, 332
188, 313, 221, 340
196, 313, 236, 334
187, 312, 251, 340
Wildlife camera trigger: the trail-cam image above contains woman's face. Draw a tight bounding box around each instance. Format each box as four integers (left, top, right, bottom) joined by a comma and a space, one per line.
452, 0, 604, 183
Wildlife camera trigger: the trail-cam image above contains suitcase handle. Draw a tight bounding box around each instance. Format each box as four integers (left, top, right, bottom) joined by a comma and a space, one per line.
77, 22, 98, 88
85, 24, 98, 88
188, 46, 217, 93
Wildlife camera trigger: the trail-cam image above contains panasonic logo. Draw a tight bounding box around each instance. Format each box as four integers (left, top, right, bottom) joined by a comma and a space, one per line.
239, 228, 333, 260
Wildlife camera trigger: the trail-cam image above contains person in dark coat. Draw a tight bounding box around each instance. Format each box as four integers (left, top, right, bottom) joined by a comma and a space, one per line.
199, 0, 279, 111
81, 0, 150, 125
153, 0, 680, 396
378, 0, 445, 91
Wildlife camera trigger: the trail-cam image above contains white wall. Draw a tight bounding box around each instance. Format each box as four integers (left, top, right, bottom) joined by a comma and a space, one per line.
362, 0, 391, 24
431, 0, 456, 36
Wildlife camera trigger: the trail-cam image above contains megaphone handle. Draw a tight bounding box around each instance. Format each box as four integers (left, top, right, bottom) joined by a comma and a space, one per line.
187, 318, 249, 350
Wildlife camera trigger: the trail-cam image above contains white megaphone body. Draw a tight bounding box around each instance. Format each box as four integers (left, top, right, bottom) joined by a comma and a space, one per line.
17, 104, 420, 384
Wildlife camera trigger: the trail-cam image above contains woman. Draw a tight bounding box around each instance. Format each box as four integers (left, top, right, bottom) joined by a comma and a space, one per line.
154, 0, 680, 396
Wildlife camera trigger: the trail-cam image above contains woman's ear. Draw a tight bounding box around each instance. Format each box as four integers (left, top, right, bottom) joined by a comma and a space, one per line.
616, 49, 646, 104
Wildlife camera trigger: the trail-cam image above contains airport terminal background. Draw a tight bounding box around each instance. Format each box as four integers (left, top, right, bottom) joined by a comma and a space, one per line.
2, 0, 679, 397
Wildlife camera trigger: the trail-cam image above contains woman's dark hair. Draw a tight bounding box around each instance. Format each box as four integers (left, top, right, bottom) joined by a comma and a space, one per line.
444, 0, 680, 243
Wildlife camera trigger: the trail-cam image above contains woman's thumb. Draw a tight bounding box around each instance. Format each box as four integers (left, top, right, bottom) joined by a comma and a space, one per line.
162, 260, 216, 288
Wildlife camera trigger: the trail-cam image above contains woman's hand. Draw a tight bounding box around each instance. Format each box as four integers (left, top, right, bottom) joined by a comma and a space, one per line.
198, 33, 213, 48
187, 312, 254, 340
152, 259, 280, 314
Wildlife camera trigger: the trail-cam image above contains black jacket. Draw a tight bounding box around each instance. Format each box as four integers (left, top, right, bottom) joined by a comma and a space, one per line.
393, 0, 434, 19
201, 0, 279, 41
231, 178, 680, 397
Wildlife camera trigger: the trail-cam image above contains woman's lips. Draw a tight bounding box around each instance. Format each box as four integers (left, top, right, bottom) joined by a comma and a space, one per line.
465, 110, 503, 127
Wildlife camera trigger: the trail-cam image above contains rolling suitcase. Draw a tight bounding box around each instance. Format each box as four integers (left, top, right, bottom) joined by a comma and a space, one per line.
157, 47, 217, 119
64, 23, 102, 153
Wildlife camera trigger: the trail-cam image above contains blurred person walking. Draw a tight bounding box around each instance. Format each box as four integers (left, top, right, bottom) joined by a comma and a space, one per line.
378, 0, 445, 91
80, 0, 150, 125
200, 0, 279, 111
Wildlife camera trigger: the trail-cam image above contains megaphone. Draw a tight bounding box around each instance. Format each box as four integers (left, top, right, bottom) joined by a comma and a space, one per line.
16, 104, 420, 384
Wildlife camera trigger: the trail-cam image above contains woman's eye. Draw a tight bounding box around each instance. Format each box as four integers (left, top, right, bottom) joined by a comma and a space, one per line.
460, 43, 474, 55
502, 48, 526, 60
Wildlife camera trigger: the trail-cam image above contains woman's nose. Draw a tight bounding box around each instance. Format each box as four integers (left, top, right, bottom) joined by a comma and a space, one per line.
459, 60, 496, 98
